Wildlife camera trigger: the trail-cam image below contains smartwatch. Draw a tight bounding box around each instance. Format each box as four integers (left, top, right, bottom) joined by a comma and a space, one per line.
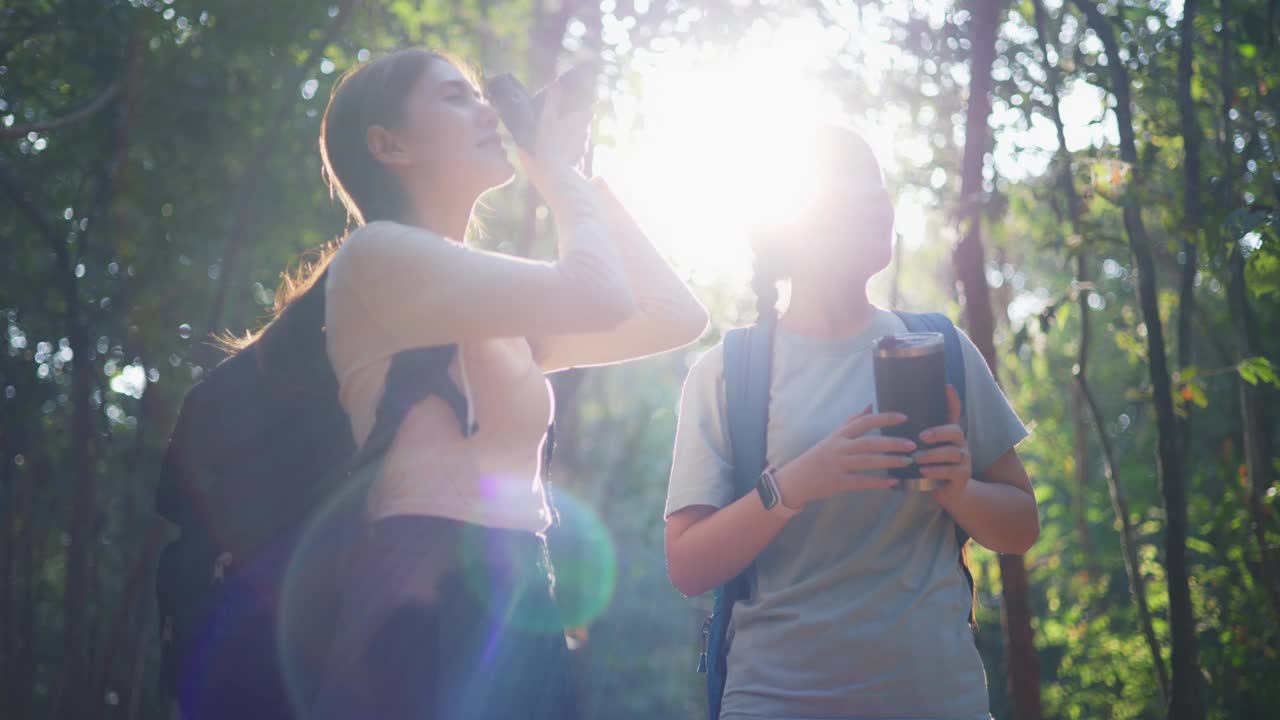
756, 466, 798, 518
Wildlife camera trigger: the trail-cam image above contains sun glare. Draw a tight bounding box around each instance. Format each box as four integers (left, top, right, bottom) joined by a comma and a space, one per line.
592, 7, 1106, 290
595, 23, 848, 285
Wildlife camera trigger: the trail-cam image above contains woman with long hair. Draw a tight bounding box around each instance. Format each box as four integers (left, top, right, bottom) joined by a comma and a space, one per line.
663, 125, 1038, 719
230, 49, 708, 719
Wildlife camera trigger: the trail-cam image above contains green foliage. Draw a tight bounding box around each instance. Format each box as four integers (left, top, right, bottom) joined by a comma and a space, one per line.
1237, 357, 1279, 388
3, 0, 1278, 718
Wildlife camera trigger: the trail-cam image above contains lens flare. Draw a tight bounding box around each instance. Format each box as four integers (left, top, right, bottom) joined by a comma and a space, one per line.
275, 472, 371, 718
275, 477, 619, 715
540, 488, 619, 630
455, 486, 618, 633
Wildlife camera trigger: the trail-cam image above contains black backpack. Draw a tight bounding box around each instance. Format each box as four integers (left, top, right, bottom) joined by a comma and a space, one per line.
154, 275, 512, 718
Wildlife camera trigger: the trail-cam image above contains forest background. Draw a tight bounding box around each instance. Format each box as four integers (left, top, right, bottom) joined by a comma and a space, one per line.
2, 1, 1279, 718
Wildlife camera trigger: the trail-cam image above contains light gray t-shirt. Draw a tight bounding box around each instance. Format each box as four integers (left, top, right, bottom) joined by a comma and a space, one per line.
665, 308, 1028, 720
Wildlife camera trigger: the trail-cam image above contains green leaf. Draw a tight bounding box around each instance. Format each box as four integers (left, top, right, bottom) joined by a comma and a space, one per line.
1239, 43, 1258, 59
1238, 357, 1280, 388
1248, 252, 1280, 299
1187, 537, 1216, 556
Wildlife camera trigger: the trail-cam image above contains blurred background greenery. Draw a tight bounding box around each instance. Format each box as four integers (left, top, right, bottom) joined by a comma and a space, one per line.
2, 1, 1278, 718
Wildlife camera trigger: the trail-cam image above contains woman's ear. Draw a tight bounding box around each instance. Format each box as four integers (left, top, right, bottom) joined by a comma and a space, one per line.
366, 125, 411, 167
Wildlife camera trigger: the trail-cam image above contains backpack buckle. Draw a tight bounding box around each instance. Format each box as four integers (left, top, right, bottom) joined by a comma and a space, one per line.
211, 552, 233, 584
697, 613, 713, 673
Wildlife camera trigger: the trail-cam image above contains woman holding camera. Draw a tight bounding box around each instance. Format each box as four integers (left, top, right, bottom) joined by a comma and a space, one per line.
295, 49, 707, 719
663, 125, 1038, 719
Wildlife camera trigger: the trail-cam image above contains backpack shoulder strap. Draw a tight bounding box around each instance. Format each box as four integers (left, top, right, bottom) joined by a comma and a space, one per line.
705, 320, 775, 720
894, 311, 978, 624
723, 319, 776, 499
349, 344, 470, 473
893, 310, 967, 413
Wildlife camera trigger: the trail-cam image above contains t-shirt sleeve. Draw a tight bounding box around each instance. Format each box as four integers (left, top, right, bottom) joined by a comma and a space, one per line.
957, 327, 1029, 476
664, 343, 736, 518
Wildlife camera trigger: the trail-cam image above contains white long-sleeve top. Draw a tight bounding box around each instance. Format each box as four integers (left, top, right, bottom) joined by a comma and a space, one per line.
325, 174, 708, 531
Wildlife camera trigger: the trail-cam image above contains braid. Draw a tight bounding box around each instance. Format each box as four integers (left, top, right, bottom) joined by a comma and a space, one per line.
751, 250, 780, 322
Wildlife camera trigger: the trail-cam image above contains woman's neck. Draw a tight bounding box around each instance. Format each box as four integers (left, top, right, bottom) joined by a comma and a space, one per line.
780, 280, 876, 339
404, 179, 476, 243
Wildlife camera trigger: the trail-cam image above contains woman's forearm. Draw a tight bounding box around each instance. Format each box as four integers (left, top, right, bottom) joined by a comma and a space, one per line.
939, 476, 1039, 554
591, 177, 708, 341
665, 493, 792, 598
531, 178, 708, 371
539, 168, 637, 321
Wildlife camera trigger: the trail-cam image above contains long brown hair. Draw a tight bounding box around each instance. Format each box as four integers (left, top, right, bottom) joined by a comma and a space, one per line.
219, 49, 450, 380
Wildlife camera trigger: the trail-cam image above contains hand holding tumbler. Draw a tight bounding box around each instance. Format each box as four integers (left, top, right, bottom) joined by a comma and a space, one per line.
872, 332, 949, 491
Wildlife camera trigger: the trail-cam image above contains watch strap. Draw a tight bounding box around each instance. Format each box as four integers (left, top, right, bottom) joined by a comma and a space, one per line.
758, 466, 798, 519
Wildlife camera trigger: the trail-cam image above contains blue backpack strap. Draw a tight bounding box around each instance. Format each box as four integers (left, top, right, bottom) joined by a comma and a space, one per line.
702, 319, 775, 720
894, 311, 979, 626
893, 311, 967, 413
724, 320, 775, 498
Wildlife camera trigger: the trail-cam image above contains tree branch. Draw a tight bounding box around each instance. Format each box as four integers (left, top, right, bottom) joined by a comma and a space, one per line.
0, 82, 121, 138
1071, 1, 1206, 717
204, 0, 359, 340
1034, 0, 1169, 698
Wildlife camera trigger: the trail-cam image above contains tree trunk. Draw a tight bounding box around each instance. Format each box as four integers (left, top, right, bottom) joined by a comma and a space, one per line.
955, 2, 1042, 719
1217, 2, 1280, 626
14, 457, 50, 720
1176, 0, 1202, 450
20, 525, 38, 720
1075, 267, 1172, 704
0, 159, 94, 719
1072, 2, 1206, 718
1028, 0, 1100, 580
1069, 377, 1097, 576
205, 0, 357, 344
1030, 3, 1172, 661
0, 417, 14, 705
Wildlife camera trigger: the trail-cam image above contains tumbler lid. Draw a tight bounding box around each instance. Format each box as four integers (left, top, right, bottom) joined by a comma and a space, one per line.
873, 331, 945, 359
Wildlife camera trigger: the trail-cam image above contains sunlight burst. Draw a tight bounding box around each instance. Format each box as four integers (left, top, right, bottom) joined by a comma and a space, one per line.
596, 25, 848, 284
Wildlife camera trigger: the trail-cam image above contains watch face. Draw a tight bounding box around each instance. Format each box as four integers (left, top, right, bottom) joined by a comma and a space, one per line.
757, 472, 778, 509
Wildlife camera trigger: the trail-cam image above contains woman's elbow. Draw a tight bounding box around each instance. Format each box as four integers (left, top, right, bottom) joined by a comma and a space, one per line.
680, 302, 711, 344
571, 284, 636, 332
597, 284, 638, 327
603, 288, 638, 326
1017, 493, 1041, 552
1019, 513, 1041, 553
664, 536, 712, 598
666, 558, 710, 599
994, 515, 1040, 555
657, 298, 709, 351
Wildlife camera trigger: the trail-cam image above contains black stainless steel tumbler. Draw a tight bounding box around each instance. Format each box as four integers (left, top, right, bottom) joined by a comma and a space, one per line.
873, 332, 948, 490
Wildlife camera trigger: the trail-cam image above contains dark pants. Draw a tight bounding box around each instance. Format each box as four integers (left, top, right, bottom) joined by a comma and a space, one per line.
312, 515, 580, 720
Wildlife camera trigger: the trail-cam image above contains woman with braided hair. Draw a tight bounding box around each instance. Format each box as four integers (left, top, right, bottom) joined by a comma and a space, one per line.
663, 125, 1038, 720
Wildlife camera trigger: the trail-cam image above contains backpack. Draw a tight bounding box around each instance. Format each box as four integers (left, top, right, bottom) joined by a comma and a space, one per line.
154, 278, 524, 716
699, 310, 975, 720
